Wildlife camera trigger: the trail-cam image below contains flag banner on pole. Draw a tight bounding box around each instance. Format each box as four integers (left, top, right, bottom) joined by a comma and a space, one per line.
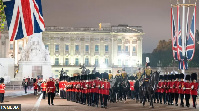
175, 5, 183, 61
179, 60, 188, 70
3, 0, 45, 41
171, 7, 178, 60
186, 5, 196, 61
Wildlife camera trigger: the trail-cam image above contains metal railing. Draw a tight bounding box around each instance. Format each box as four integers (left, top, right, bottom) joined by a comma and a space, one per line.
5, 85, 24, 90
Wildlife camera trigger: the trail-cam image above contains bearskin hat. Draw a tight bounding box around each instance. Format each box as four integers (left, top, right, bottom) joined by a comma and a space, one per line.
33, 78, 37, 83
103, 72, 109, 80
159, 75, 163, 80
171, 74, 175, 80
95, 72, 100, 78
175, 74, 180, 79
0, 78, 4, 83
180, 73, 184, 79
185, 75, 190, 81
164, 75, 168, 80
191, 73, 197, 81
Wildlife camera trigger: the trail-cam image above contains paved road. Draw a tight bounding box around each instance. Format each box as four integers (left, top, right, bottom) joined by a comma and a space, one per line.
2, 93, 199, 111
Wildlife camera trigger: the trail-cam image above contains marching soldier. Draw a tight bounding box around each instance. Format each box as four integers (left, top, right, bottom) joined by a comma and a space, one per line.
55, 79, 59, 96
59, 76, 64, 98
94, 72, 100, 107
47, 78, 56, 105
158, 75, 163, 104
0, 78, 5, 103
102, 73, 110, 109
108, 70, 113, 80
82, 75, 87, 105
174, 74, 180, 106
190, 73, 198, 108
169, 74, 175, 105
91, 74, 95, 106
71, 77, 75, 102
76, 76, 80, 103
100, 73, 104, 108
129, 76, 135, 100
41, 81, 47, 99
184, 74, 191, 107
80, 75, 83, 104
33, 78, 38, 95
122, 69, 127, 79
179, 73, 185, 107
163, 74, 168, 104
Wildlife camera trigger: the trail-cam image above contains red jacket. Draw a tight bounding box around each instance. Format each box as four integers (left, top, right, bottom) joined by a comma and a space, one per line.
99, 81, 103, 94
178, 81, 184, 94
130, 81, 135, 91
170, 81, 175, 93
0, 84, 5, 93
47, 81, 55, 93
82, 82, 87, 93
184, 82, 191, 94
94, 79, 100, 93
163, 81, 167, 93
174, 80, 179, 93
41, 83, 47, 91
102, 81, 110, 95
91, 80, 95, 93
190, 82, 198, 95
34, 82, 38, 90
158, 82, 164, 93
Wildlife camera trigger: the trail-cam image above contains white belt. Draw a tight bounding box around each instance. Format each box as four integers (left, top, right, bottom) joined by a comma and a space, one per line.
185, 88, 190, 89
48, 87, 54, 88
0, 89, 4, 90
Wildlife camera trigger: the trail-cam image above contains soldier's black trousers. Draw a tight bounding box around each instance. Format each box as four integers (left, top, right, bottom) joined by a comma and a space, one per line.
123, 91, 127, 101
100, 94, 103, 106
170, 93, 174, 104
174, 93, 179, 104
185, 94, 190, 106
159, 93, 163, 103
25, 86, 27, 93
74, 92, 76, 102
48, 92, 54, 105
180, 94, 184, 105
60, 90, 63, 98
0, 93, 4, 103
192, 95, 197, 107
95, 93, 99, 105
154, 92, 159, 102
163, 92, 166, 104
103, 95, 108, 107
75, 92, 79, 102
42, 91, 46, 99
131, 90, 135, 99
91, 93, 94, 104
82, 93, 86, 104
34, 89, 37, 95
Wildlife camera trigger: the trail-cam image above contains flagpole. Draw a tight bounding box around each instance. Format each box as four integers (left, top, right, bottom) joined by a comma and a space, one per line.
181, 0, 186, 74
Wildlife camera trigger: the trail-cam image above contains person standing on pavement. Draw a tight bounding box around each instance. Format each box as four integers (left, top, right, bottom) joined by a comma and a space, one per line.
103, 73, 110, 109
0, 78, 5, 103
41, 81, 47, 99
184, 75, 191, 107
33, 78, 38, 95
190, 73, 198, 108
24, 79, 28, 94
47, 78, 55, 105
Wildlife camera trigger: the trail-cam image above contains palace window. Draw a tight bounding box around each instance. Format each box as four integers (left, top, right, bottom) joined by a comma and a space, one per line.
133, 46, 136, 52
10, 44, 13, 50
95, 45, 99, 52
118, 45, 121, 51
85, 45, 89, 52
105, 58, 109, 65
45, 45, 49, 50
65, 58, 69, 65
55, 45, 59, 51
125, 46, 128, 51
55, 58, 59, 65
95, 59, 99, 66
75, 45, 79, 52
118, 59, 121, 65
105, 45, 109, 52
65, 45, 69, 51
85, 58, 89, 66
75, 58, 79, 66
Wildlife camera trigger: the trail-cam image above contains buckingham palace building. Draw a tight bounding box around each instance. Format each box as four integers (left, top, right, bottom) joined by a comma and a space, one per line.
0, 23, 144, 78
42, 23, 144, 77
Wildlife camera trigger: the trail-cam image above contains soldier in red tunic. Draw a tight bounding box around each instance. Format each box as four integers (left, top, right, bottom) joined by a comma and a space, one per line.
47, 78, 55, 105
100, 73, 104, 108
178, 73, 185, 107
76, 75, 80, 103
86, 75, 91, 106
41, 81, 47, 99
102, 72, 110, 109
129, 76, 135, 100
0, 78, 5, 103
90, 74, 95, 106
33, 78, 38, 95
174, 74, 180, 106
82, 75, 87, 105
163, 74, 168, 104
184, 75, 191, 107
158, 75, 163, 104
94, 72, 100, 107
190, 73, 198, 108
169, 74, 175, 105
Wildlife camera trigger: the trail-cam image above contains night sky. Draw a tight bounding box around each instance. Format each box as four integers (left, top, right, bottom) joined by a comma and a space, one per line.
41, 0, 199, 53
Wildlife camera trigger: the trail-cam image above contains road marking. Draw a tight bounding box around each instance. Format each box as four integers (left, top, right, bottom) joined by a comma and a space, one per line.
32, 93, 43, 111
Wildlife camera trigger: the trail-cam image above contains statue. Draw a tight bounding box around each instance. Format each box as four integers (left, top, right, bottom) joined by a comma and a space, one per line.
80, 64, 86, 75
92, 67, 96, 74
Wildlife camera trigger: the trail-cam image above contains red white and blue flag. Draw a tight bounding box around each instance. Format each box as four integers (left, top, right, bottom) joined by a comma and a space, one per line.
171, 7, 177, 60
3, 0, 45, 41
186, 5, 196, 61
179, 60, 188, 70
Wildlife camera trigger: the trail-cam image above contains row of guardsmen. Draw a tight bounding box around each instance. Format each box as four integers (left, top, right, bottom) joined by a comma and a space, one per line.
59, 72, 110, 109
156, 73, 198, 108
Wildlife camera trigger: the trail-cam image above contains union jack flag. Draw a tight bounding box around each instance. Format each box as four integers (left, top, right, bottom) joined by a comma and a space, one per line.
3, 0, 45, 41
186, 6, 196, 61
171, 7, 177, 60
179, 60, 188, 70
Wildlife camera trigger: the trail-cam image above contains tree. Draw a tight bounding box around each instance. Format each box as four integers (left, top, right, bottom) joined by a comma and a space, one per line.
0, 0, 6, 31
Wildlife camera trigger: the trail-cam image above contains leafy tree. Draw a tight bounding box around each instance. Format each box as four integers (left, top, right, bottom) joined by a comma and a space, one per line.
0, 0, 6, 31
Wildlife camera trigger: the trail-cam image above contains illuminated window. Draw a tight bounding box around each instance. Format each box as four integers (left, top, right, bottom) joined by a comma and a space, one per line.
85, 58, 89, 66
55, 45, 59, 51
105, 45, 109, 52
95, 45, 99, 52
95, 59, 99, 66
85, 45, 89, 52
75, 45, 79, 52
133, 46, 136, 52
118, 45, 121, 51
65, 58, 69, 65
55, 58, 59, 65
75, 58, 79, 65
65, 45, 69, 51
105, 58, 109, 65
